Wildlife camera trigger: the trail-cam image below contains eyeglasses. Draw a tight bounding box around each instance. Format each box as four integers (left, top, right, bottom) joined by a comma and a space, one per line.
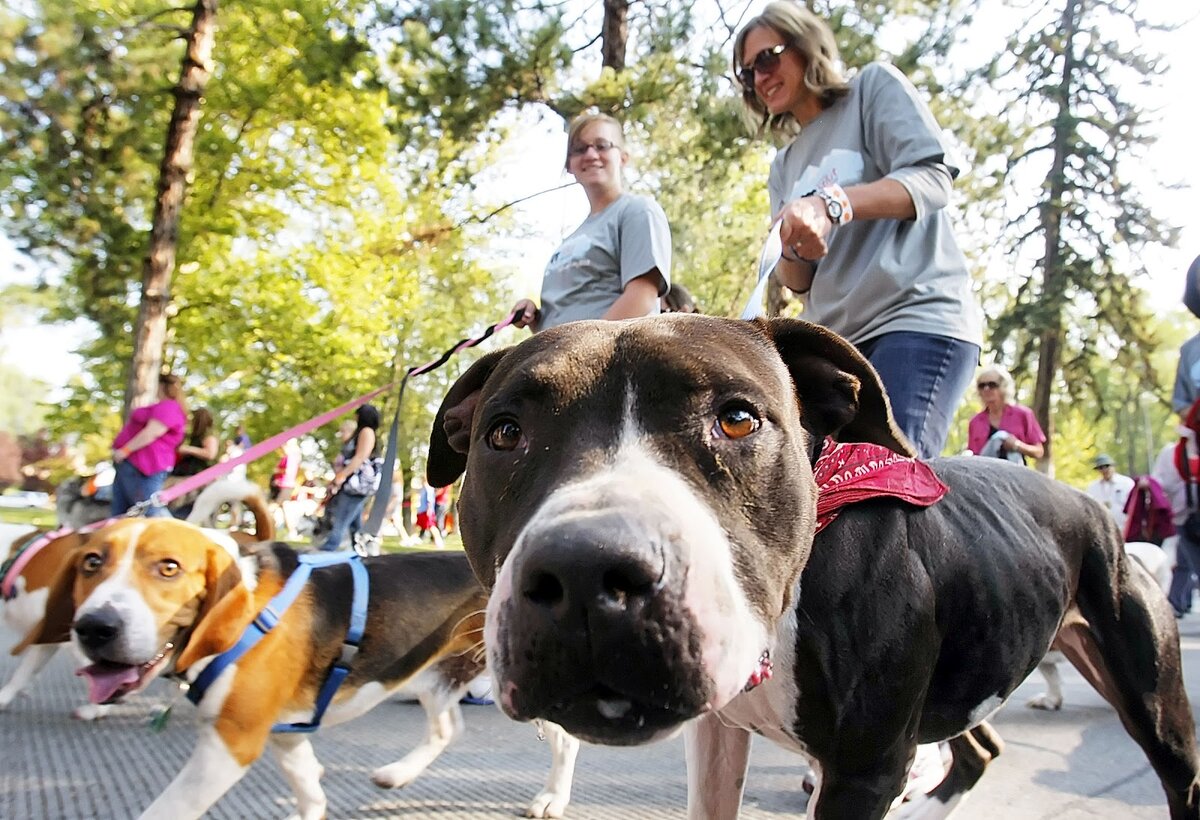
977, 381, 1000, 390
738, 43, 790, 91
568, 139, 617, 157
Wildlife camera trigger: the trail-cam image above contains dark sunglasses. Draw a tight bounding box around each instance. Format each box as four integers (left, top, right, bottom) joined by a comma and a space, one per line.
738, 43, 790, 91
977, 381, 1000, 390
568, 138, 617, 157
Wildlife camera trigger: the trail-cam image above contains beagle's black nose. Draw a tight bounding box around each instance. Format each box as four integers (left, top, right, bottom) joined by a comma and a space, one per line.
74, 606, 122, 652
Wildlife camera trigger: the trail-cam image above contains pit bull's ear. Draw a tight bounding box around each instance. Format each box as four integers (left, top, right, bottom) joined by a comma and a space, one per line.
428, 348, 511, 488
764, 318, 915, 456
15, 552, 80, 653
175, 541, 254, 672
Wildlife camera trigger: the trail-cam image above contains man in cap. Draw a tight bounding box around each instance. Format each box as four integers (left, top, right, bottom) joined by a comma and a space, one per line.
1087, 453, 1135, 536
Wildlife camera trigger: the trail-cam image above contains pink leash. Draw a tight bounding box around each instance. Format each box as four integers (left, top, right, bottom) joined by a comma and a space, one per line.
1, 309, 520, 598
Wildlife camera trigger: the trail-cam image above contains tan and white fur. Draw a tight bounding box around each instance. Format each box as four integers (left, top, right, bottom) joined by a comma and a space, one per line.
24, 516, 577, 820
0, 479, 272, 718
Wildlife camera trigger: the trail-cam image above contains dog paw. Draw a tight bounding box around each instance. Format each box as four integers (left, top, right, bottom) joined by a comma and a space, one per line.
1025, 693, 1062, 711
526, 789, 570, 818
72, 703, 114, 721
371, 763, 421, 790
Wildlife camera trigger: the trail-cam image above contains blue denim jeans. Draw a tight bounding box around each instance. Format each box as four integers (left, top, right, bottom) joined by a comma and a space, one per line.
1168, 533, 1199, 615
318, 490, 369, 551
855, 332, 981, 460
110, 460, 171, 517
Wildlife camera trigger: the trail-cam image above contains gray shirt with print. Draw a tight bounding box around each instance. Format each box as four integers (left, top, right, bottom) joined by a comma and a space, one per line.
768, 62, 982, 347
538, 193, 672, 330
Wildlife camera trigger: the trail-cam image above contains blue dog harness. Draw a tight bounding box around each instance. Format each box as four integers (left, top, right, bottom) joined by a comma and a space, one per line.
186, 551, 369, 733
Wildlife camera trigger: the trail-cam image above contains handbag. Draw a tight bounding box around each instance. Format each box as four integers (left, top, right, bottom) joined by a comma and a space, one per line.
342, 456, 384, 497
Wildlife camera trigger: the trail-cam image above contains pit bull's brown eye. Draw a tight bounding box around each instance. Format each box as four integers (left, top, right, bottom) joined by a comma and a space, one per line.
715, 406, 760, 440
487, 419, 524, 451
81, 553, 104, 574
157, 560, 182, 579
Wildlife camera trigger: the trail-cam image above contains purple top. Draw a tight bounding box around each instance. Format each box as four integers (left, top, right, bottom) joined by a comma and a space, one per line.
967, 403, 1046, 455
113, 399, 187, 476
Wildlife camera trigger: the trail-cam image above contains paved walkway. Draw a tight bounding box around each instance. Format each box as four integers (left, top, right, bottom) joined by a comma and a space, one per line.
1, 617, 1197, 818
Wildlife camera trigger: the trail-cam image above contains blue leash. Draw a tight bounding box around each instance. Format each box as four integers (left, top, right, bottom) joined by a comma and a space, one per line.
186, 551, 369, 733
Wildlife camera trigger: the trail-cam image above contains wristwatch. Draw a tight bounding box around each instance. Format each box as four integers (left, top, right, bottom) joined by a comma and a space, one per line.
806, 184, 854, 226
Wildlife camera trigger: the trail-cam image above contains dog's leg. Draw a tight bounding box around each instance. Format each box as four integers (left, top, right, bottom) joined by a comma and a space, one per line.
894, 723, 1003, 820
684, 712, 752, 820
371, 687, 464, 789
269, 734, 327, 820
138, 725, 251, 819
1026, 650, 1064, 711
1064, 559, 1200, 819
0, 643, 59, 709
525, 720, 580, 819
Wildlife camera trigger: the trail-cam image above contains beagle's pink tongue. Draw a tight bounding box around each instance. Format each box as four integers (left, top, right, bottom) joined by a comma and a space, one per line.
77, 664, 139, 704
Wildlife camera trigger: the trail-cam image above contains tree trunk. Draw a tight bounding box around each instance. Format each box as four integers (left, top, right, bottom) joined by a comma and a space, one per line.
1029, 0, 1082, 475
123, 0, 218, 416
601, 0, 630, 71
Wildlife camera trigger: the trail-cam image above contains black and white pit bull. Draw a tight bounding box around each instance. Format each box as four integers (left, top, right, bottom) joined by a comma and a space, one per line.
428, 315, 1200, 819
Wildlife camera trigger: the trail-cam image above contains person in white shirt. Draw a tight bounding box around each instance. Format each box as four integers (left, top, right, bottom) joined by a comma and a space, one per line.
1086, 453, 1135, 536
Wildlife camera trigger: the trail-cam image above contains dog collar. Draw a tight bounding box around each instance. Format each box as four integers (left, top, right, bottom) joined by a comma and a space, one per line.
743, 650, 773, 692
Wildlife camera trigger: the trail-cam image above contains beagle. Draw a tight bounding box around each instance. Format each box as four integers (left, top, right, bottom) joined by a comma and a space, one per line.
0, 478, 272, 719
25, 517, 578, 820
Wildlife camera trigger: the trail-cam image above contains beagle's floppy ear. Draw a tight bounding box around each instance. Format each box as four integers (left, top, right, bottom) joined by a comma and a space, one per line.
764, 318, 915, 456
14, 550, 81, 653
175, 541, 255, 672
428, 348, 512, 488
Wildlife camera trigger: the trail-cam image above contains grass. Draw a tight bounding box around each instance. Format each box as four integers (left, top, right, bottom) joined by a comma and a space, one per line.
0, 508, 56, 529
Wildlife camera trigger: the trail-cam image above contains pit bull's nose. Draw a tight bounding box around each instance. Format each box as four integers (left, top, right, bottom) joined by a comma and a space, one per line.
516, 513, 663, 623
74, 606, 122, 652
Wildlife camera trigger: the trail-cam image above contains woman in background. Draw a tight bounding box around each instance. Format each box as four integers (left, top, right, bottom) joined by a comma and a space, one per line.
111, 374, 188, 516
317, 404, 380, 551
510, 113, 671, 333
966, 364, 1045, 464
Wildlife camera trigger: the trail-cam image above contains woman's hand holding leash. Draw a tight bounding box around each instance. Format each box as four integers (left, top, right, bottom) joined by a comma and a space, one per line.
510, 298, 541, 330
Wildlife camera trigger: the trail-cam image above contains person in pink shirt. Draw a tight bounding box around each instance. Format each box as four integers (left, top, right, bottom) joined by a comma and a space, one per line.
110, 373, 189, 516
966, 364, 1046, 464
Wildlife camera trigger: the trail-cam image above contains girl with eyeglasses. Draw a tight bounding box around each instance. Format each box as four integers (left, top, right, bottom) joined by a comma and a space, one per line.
510, 113, 671, 333
734, 2, 982, 460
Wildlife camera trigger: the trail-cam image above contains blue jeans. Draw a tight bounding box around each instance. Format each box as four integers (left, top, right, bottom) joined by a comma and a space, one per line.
1169, 533, 1199, 615
856, 332, 981, 460
318, 490, 369, 551
110, 460, 171, 517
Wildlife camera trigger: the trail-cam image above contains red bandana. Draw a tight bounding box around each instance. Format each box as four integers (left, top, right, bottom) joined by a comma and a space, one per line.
813, 439, 949, 534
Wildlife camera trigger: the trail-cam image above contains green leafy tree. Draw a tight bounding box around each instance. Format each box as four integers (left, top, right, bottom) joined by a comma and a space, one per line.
970, 0, 1176, 470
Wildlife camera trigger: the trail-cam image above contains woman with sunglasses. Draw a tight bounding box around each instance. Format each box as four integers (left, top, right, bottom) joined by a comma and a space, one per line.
734, 2, 981, 459
511, 113, 671, 332
966, 364, 1046, 463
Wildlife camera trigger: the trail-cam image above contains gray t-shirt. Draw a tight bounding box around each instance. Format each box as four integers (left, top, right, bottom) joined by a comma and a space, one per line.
768, 62, 982, 347
538, 193, 672, 330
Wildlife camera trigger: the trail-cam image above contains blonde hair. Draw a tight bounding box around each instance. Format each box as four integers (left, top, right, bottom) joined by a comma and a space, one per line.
976, 364, 1014, 403
733, 1, 851, 138
564, 113, 627, 170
